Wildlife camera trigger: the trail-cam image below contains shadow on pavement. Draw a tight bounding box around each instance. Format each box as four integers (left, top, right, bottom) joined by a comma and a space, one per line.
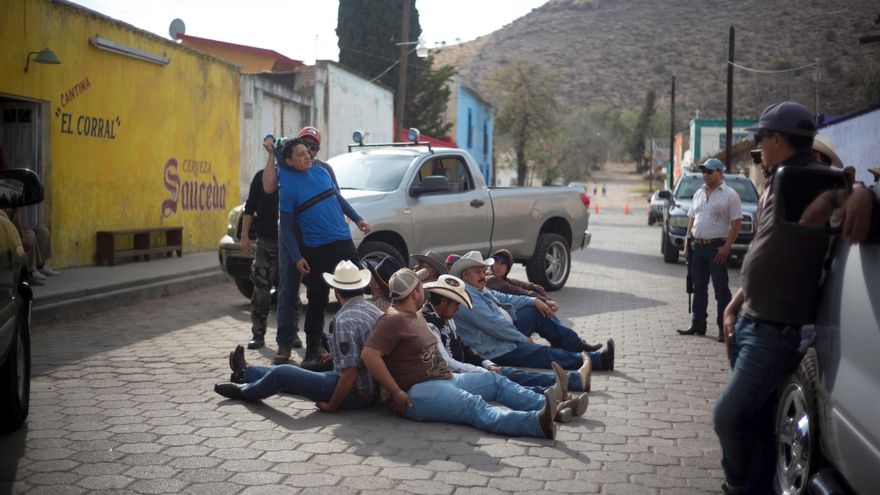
0, 424, 27, 487
578, 247, 685, 277
555, 286, 668, 318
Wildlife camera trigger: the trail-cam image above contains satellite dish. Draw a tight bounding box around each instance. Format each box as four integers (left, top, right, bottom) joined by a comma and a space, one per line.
169, 18, 186, 40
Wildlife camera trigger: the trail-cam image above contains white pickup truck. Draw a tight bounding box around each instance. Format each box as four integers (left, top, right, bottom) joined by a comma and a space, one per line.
219, 144, 591, 296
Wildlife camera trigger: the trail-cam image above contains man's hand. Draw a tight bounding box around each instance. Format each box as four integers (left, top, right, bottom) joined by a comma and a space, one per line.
488, 366, 502, 375
356, 220, 371, 234
319, 354, 332, 364
296, 258, 311, 276
241, 236, 254, 256
391, 390, 412, 416
315, 401, 336, 413
841, 186, 874, 244
262, 138, 274, 154
534, 299, 554, 318
545, 300, 559, 312
723, 309, 738, 362
714, 245, 731, 265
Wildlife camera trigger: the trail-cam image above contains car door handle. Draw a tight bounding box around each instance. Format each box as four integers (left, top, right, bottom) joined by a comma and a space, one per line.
470, 199, 485, 208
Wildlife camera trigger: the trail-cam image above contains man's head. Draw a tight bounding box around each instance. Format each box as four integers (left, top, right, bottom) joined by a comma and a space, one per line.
388, 268, 428, 308
445, 254, 461, 272
297, 126, 321, 160
812, 135, 843, 168
364, 256, 402, 297
698, 158, 725, 188
282, 138, 312, 172
747, 102, 816, 171
323, 260, 371, 302
489, 249, 513, 278
410, 251, 447, 282
424, 275, 473, 319
451, 251, 495, 290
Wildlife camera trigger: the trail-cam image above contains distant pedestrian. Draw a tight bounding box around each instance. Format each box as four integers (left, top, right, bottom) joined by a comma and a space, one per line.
601, 183, 607, 197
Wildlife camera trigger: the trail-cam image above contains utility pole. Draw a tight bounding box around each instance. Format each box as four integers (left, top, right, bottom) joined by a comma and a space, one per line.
669, 75, 675, 190
395, 0, 411, 135
725, 26, 734, 172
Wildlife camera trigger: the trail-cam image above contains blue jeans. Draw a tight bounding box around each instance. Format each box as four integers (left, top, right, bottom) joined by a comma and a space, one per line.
514, 306, 583, 351
494, 342, 599, 370
691, 242, 731, 330
499, 366, 583, 392
276, 241, 301, 348
404, 373, 546, 438
713, 315, 804, 494
242, 365, 373, 410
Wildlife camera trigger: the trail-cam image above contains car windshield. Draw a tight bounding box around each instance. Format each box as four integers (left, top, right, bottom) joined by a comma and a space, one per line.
674, 175, 758, 203
328, 152, 415, 192
724, 178, 759, 203
674, 177, 704, 200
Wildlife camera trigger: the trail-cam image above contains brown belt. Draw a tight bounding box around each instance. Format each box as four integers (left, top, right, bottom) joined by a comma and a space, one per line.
693, 237, 726, 245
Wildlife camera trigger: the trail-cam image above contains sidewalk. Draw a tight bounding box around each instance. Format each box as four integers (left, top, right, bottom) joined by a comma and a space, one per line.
32, 250, 226, 324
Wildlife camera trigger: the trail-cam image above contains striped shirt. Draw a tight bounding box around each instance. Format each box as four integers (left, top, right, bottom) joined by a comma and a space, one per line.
330, 296, 384, 395
688, 182, 742, 240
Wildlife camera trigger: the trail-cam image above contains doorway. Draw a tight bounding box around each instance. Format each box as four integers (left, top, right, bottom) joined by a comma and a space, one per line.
0, 96, 45, 227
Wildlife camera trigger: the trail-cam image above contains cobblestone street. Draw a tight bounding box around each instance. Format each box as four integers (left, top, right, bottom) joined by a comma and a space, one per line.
1, 166, 741, 494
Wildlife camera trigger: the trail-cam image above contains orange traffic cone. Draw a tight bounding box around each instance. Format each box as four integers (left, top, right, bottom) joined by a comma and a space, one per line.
625, 202, 630, 215
594, 202, 599, 214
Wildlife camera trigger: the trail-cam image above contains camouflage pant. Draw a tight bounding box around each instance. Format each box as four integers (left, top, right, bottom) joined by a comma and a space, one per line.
250, 239, 278, 337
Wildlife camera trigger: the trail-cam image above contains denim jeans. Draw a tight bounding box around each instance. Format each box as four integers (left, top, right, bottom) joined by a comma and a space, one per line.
514, 306, 583, 351
493, 342, 599, 370
300, 239, 359, 339
691, 242, 732, 330
404, 372, 545, 438
713, 315, 804, 494
499, 366, 583, 392
276, 241, 302, 348
242, 365, 373, 409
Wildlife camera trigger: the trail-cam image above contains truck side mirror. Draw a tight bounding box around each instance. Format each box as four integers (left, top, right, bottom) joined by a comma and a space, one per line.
410, 175, 449, 196
658, 190, 671, 200
773, 166, 850, 236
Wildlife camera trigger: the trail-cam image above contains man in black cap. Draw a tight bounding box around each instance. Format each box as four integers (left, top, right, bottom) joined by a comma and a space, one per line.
713, 101, 875, 494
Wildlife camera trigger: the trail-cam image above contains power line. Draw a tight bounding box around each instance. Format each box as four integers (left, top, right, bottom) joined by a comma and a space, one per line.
727, 60, 817, 74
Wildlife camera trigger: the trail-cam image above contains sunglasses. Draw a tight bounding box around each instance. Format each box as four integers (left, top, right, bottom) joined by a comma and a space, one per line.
701, 169, 717, 175
305, 143, 320, 152
750, 149, 762, 164
754, 131, 776, 146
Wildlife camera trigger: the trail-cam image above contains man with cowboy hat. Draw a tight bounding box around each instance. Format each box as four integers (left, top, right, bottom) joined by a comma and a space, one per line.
361, 268, 559, 439
364, 256, 402, 312
410, 250, 447, 282
422, 274, 591, 423
214, 260, 382, 412
451, 251, 614, 371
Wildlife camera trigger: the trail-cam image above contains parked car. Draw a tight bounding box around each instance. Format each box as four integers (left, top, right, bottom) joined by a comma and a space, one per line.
770, 166, 880, 495
660, 172, 759, 263
220, 142, 591, 297
647, 189, 669, 225
567, 182, 591, 209
0, 169, 44, 433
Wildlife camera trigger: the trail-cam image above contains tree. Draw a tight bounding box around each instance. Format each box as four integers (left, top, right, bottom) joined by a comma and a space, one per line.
626, 89, 656, 171
492, 59, 559, 186
337, 0, 453, 137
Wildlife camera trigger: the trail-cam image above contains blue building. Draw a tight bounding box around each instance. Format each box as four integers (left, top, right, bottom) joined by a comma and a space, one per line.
446, 76, 494, 184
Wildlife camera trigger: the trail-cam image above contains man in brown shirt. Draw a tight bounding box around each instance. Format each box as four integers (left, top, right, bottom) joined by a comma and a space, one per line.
362, 268, 558, 439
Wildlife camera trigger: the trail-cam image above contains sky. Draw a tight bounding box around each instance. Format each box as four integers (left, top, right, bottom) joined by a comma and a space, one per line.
69, 0, 549, 65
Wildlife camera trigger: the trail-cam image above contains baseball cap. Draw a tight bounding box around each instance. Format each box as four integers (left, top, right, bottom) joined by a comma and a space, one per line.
297, 126, 321, 144
698, 158, 725, 172
746, 101, 817, 137
388, 268, 429, 300
424, 275, 473, 309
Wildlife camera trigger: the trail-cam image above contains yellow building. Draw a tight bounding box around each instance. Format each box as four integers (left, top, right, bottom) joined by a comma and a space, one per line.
0, 0, 241, 267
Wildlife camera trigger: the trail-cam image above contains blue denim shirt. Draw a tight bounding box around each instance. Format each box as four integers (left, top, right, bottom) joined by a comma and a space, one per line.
453, 285, 535, 359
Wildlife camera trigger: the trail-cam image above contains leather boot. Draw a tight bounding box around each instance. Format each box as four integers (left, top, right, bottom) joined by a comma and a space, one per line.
301, 333, 322, 369
578, 339, 603, 352
676, 325, 706, 336
214, 382, 246, 400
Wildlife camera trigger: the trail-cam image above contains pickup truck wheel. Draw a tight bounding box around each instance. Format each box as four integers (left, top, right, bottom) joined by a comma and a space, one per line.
0, 307, 30, 433
526, 233, 570, 292
662, 231, 678, 263
234, 277, 254, 299
775, 348, 818, 495
358, 241, 406, 269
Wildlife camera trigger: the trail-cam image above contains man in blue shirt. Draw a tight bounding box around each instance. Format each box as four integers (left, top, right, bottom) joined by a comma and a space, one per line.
262, 137, 370, 367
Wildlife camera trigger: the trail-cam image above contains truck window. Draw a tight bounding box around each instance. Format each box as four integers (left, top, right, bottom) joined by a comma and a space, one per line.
414, 156, 474, 193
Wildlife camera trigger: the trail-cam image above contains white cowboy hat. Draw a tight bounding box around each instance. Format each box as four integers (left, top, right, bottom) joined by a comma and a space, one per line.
812, 134, 843, 168
450, 250, 494, 278
323, 260, 371, 290
424, 275, 474, 309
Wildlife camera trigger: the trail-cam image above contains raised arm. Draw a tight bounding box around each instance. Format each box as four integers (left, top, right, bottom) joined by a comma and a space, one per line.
261, 139, 278, 194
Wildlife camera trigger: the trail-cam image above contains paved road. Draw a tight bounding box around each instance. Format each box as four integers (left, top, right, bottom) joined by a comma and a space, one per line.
1, 168, 742, 494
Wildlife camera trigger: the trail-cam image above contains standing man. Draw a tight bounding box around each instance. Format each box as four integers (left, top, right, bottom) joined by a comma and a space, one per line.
677, 158, 742, 342
713, 101, 875, 494
262, 137, 370, 367
240, 135, 295, 350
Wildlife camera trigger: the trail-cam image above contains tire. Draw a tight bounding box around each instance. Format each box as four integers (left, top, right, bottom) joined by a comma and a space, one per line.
358, 240, 406, 269
775, 348, 819, 495
526, 233, 570, 292
234, 277, 254, 299
662, 231, 679, 263
0, 306, 31, 433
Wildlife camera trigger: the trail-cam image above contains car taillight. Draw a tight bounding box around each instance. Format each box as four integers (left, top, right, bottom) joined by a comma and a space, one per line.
579, 193, 591, 209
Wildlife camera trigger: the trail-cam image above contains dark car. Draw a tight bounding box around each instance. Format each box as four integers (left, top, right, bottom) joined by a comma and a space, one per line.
660, 172, 759, 263
0, 169, 44, 433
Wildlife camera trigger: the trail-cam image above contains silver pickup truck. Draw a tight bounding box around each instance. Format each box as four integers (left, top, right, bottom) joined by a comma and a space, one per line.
219, 144, 591, 297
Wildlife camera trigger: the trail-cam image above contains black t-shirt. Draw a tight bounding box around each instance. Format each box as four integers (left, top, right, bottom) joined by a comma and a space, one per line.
243, 170, 279, 241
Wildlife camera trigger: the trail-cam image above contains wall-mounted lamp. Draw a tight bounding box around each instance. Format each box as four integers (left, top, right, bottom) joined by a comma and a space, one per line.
24, 48, 61, 73
91, 36, 170, 65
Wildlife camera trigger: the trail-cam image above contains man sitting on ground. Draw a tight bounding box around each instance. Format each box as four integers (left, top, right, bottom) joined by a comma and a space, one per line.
361, 268, 563, 439
213, 261, 382, 412
410, 250, 447, 282
452, 251, 614, 371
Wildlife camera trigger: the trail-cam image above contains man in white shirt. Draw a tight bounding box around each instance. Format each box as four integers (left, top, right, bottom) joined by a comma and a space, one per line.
677, 158, 742, 341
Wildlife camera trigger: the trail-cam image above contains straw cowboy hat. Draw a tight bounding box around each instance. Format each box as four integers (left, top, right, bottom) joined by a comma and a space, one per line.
424, 275, 474, 309
812, 134, 843, 168
322, 260, 371, 291
450, 250, 494, 278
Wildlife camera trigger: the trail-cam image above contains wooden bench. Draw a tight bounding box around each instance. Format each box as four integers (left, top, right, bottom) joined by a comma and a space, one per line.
96, 227, 183, 266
